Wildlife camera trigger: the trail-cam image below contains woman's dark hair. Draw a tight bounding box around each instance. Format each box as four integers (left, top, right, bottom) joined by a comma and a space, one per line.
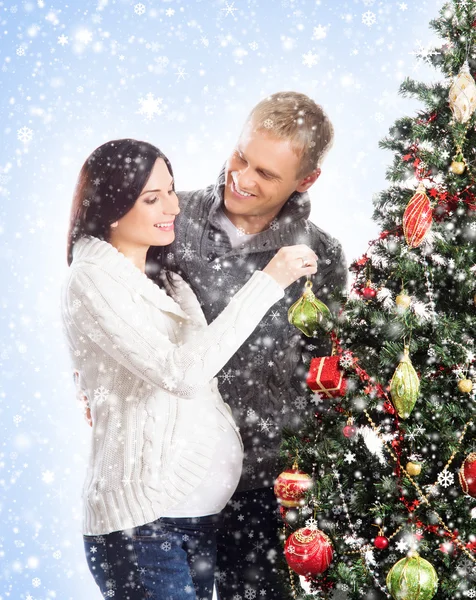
67, 138, 175, 283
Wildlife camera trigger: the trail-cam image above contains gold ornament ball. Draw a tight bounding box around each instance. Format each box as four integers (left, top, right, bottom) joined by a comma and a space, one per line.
457, 379, 473, 394
396, 293, 411, 309
450, 160, 465, 175
406, 462, 422, 477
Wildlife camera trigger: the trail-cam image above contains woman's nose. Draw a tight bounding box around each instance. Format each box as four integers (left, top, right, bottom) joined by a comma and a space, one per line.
164, 192, 180, 215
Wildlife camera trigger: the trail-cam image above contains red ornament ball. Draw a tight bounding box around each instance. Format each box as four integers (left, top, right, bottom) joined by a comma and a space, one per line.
284, 528, 334, 576
362, 287, 377, 299
459, 452, 476, 497
274, 468, 313, 508
374, 535, 389, 550
343, 424, 357, 438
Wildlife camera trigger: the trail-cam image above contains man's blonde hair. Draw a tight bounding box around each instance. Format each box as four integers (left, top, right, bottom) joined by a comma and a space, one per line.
246, 91, 334, 179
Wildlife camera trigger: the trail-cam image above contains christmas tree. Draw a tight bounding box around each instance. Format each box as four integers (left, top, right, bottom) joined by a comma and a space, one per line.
278, 1, 476, 598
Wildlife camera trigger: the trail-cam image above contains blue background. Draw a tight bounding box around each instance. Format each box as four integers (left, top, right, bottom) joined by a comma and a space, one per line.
0, 0, 443, 598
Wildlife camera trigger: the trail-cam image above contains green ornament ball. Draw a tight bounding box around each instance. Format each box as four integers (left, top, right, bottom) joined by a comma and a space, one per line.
288, 280, 332, 337
386, 552, 438, 600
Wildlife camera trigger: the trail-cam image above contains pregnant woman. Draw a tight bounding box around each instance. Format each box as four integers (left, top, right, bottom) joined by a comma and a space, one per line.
61, 138, 318, 600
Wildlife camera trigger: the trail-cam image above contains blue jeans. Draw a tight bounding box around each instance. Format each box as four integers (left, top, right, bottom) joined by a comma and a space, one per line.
83, 514, 222, 600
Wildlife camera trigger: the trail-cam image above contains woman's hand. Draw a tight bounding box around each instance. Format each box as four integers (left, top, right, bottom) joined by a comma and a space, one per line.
262, 245, 318, 289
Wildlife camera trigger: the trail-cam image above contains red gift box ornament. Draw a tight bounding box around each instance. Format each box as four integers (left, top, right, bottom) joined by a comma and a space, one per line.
284, 527, 334, 576
459, 452, 476, 498
403, 182, 433, 248
307, 355, 346, 398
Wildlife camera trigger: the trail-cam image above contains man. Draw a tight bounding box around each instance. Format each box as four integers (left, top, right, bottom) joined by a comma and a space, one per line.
167, 92, 347, 598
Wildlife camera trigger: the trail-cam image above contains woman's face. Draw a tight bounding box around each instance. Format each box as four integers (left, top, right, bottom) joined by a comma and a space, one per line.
111, 158, 179, 248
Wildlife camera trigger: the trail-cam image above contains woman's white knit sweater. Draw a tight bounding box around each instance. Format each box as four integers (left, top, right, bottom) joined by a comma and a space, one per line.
61, 236, 284, 535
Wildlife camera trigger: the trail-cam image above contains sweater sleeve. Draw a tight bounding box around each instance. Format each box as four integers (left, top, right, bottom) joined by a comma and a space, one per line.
65, 264, 284, 398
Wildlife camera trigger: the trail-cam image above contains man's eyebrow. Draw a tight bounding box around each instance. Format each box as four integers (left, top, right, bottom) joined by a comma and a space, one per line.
138, 180, 174, 196
236, 148, 281, 180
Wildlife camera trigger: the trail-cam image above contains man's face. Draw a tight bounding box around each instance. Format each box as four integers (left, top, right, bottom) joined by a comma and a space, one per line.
224, 122, 311, 225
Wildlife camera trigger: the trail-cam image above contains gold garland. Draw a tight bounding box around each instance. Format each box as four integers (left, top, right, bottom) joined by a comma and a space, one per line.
459, 451, 476, 494
364, 410, 476, 564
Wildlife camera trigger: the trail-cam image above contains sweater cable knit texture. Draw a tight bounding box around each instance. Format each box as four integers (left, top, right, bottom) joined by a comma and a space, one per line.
61, 236, 283, 534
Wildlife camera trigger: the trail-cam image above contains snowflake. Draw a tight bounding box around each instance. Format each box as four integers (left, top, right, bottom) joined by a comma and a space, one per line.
161, 375, 177, 390
471, 222, 476, 231
427, 347, 436, 357
245, 590, 257, 600
94, 386, 110, 403
156, 55, 170, 67
395, 539, 408, 553
339, 353, 354, 369
249, 41, 258, 50
76, 29, 92, 44
16, 46, 25, 56
160, 541, 171, 552
32, 577, 41, 587
253, 354, 264, 367
302, 51, 319, 67
134, 3, 146, 15
42, 470, 55, 484
258, 417, 272, 432
53, 550, 61, 559
90, 546, 98, 554
88, 329, 103, 343
293, 397, 307, 410
269, 219, 279, 231
138, 93, 163, 120
312, 24, 327, 40
466, 589, 476, 598
263, 118, 273, 129
178, 242, 196, 260
219, 369, 235, 384
13, 415, 22, 425
412, 40, 438, 63
175, 67, 187, 81
305, 517, 318, 530
58, 34, 68, 45
222, 2, 238, 17
437, 470, 454, 488
212, 262, 222, 271
362, 11, 376, 26
399, 2, 408, 9
165, 8, 175, 16
17, 126, 33, 142
344, 451, 356, 464
233, 595, 243, 600
184, 584, 193, 593
269, 310, 280, 321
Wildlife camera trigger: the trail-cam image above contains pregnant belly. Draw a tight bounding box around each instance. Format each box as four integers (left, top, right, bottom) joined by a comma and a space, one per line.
162, 409, 244, 518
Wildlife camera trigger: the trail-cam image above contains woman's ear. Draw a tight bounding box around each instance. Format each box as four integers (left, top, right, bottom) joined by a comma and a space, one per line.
296, 168, 321, 193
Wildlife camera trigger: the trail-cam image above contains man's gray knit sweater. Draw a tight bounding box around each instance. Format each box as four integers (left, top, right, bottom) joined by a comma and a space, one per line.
167, 169, 348, 492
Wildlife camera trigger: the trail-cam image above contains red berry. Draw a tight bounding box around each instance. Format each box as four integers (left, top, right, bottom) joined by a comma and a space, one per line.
343, 425, 357, 438
374, 536, 389, 550
362, 287, 376, 299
